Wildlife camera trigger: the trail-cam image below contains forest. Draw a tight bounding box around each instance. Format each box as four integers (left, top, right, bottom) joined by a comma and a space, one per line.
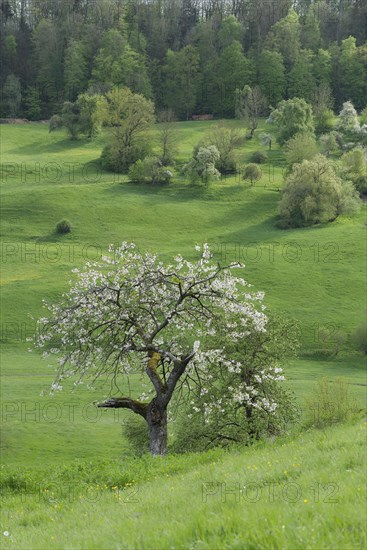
1, 0, 367, 120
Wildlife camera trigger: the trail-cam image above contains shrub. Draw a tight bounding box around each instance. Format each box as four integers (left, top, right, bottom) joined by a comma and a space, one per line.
285, 132, 318, 168
56, 219, 72, 234
101, 142, 150, 173
303, 377, 351, 428
278, 155, 361, 227
319, 132, 339, 156
315, 108, 334, 135
243, 163, 262, 185
184, 145, 221, 184
342, 148, 367, 196
193, 126, 241, 174
250, 150, 268, 164
129, 157, 173, 184
351, 323, 367, 354
354, 175, 367, 197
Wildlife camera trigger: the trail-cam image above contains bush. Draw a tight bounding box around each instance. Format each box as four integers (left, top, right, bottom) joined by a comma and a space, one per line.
129, 157, 173, 184
193, 126, 241, 174
342, 148, 367, 197
184, 146, 221, 184
278, 155, 361, 227
354, 175, 367, 197
250, 151, 268, 164
303, 377, 352, 428
56, 219, 72, 234
285, 132, 318, 168
351, 323, 367, 354
243, 163, 262, 184
315, 108, 334, 135
319, 132, 339, 156
101, 142, 150, 173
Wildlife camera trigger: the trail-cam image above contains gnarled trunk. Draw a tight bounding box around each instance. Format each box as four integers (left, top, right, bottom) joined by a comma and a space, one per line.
146, 399, 167, 456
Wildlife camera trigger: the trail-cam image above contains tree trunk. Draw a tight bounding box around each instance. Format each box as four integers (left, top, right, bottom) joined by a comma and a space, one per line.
146, 399, 167, 456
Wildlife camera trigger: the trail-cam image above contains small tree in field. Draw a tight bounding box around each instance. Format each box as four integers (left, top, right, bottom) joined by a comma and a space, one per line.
49, 102, 81, 140
184, 146, 221, 184
99, 87, 155, 173
157, 109, 178, 166
259, 132, 273, 150
243, 163, 262, 185
235, 85, 267, 138
270, 97, 315, 145
35, 243, 274, 456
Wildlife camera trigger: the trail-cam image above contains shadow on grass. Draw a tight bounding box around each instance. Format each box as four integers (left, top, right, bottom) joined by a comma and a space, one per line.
8, 137, 93, 156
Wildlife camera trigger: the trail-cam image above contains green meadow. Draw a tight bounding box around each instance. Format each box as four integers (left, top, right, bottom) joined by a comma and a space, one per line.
0, 121, 366, 548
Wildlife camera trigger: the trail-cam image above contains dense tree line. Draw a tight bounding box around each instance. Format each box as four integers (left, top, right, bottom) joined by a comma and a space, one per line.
1, 0, 366, 119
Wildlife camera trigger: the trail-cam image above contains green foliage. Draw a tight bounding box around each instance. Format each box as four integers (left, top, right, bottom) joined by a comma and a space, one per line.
303, 377, 352, 428
259, 132, 273, 150
351, 323, 367, 354
91, 29, 151, 97
315, 108, 334, 135
63, 40, 88, 101
250, 151, 268, 164
199, 125, 241, 173
32, 19, 63, 116
271, 97, 315, 145
216, 41, 254, 117
319, 132, 340, 156
218, 15, 244, 49
285, 132, 318, 167
2, 73, 21, 117
157, 109, 178, 165
278, 154, 361, 227
99, 87, 155, 172
56, 219, 72, 234
258, 50, 286, 107
312, 49, 332, 87
235, 85, 267, 138
173, 313, 300, 452
129, 157, 173, 185
23, 86, 42, 120
243, 163, 262, 185
338, 37, 367, 110
342, 148, 367, 190
267, 8, 301, 70
360, 107, 367, 126
184, 145, 221, 184
336, 101, 360, 140
49, 101, 80, 140
0, 0, 365, 125
287, 49, 316, 101
162, 46, 200, 120
311, 83, 335, 135
76, 93, 105, 138
101, 141, 150, 174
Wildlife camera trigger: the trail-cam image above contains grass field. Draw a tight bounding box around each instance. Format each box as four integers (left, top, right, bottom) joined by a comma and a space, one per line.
1, 120, 366, 548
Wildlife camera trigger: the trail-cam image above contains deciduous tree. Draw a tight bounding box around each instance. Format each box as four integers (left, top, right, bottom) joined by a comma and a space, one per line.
270, 97, 315, 145
35, 243, 270, 456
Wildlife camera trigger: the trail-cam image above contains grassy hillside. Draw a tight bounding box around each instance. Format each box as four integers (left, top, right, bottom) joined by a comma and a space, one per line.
0, 120, 366, 548
1, 421, 366, 549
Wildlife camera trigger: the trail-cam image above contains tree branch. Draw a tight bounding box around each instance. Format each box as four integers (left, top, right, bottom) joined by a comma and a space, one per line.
97, 397, 148, 418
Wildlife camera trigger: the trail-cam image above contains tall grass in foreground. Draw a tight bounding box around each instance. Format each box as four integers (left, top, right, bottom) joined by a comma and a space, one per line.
1, 420, 366, 549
